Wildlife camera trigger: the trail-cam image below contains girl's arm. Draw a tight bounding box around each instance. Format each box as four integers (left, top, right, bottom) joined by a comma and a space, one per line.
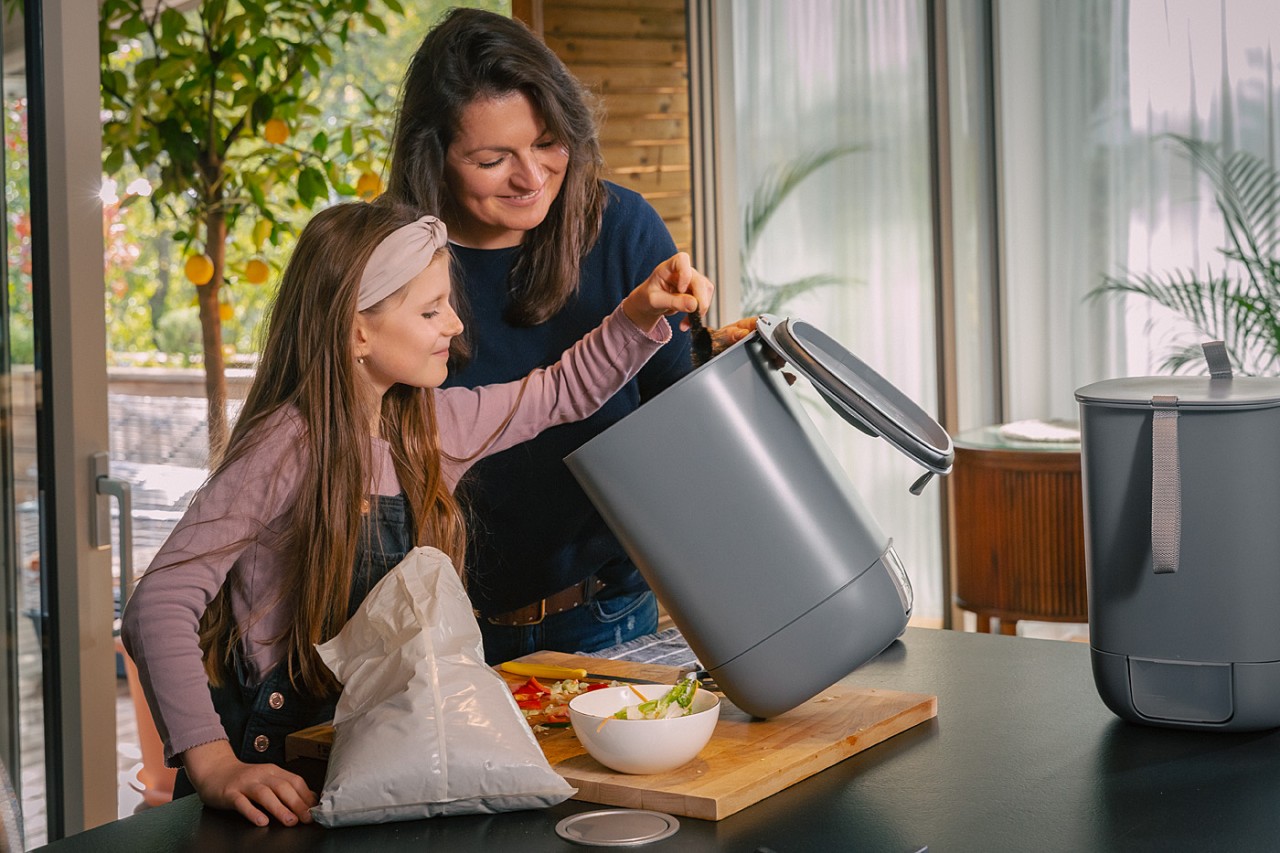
436, 254, 716, 474
121, 411, 318, 825
120, 410, 306, 764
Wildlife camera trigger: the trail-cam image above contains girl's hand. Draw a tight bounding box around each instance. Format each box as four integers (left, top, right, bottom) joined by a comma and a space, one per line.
182, 739, 317, 827
621, 252, 714, 334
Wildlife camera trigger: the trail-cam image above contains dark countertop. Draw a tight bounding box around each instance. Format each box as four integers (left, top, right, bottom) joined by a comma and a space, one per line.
34, 627, 1280, 852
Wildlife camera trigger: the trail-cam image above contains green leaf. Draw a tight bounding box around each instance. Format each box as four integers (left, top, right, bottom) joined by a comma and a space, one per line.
246, 181, 267, 209
311, 131, 329, 154
103, 146, 126, 175
341, 125, 354, 157
251, 94, 274, 127
297, 166, 327, 207
159, 7, 189, 41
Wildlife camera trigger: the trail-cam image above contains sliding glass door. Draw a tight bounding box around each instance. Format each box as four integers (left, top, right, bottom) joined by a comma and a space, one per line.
2, 2, 116, 845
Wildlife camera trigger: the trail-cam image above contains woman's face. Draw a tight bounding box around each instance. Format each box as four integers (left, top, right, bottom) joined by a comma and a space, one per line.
443, 91, 569, 249
354, 255, 464, 395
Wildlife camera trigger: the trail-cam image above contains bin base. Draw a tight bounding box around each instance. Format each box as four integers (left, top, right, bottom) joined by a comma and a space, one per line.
1091, 648, 1280, 731
707, 554, 909, 719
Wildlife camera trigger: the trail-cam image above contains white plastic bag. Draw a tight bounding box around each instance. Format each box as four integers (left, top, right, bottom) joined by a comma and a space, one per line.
311, 546, 575, 827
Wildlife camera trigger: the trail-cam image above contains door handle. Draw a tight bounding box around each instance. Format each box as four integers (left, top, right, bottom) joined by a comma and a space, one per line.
91, 451, 134, 619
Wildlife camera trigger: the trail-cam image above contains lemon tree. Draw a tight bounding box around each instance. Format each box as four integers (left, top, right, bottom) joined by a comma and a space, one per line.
100, 0, 404, 456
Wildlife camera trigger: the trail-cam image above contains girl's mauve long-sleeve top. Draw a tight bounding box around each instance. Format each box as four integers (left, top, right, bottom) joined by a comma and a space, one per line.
121, 305, 670, 764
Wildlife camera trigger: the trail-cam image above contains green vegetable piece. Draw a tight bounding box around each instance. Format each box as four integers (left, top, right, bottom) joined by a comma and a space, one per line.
612, 678, 700, 720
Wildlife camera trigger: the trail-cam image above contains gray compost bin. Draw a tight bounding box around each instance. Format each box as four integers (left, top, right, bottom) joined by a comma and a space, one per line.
566, 315, 952, 718
1077, 344, 1280, 731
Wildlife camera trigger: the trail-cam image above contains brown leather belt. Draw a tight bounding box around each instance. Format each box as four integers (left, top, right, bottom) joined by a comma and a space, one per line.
485, 577, 607, 627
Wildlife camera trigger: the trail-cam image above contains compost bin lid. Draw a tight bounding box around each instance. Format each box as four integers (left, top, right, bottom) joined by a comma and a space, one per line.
1075, 376, 1280, 410
756, 314, 953, 477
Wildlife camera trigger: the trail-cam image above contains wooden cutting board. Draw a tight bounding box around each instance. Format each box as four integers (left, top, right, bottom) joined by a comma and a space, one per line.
287, 650, 937, 821
520, 651, 936, 820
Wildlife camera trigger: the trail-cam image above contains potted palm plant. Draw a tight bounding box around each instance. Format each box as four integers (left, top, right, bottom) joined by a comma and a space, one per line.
739, 145, 864, 315
1092, 134, 1280, 375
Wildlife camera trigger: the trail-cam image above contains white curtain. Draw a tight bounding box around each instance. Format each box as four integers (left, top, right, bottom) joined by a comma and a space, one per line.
1001, 0, 1280, 422
728, 1, 942, 620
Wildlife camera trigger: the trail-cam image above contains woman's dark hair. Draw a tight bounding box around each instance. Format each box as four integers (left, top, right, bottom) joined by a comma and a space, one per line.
387, 8, 606, 338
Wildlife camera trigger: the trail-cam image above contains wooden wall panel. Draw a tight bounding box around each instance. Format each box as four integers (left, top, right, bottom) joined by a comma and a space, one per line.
515, 0, 693, 254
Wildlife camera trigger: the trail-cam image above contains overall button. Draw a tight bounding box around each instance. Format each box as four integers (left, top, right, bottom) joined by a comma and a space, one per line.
253, 734, 270, 753
268, 691, 285, 710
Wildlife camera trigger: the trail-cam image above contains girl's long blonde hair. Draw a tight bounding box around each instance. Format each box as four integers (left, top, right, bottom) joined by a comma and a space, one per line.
198, 201, 466, 697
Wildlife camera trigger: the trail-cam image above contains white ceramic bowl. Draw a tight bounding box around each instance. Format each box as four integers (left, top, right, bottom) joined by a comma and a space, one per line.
568, 682, 721, 775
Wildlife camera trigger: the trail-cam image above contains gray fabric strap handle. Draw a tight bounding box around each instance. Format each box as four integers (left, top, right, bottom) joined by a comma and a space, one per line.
1151, 395, 1181, 574
1202, 340, 1233, 378
1149, 343, 1231, 574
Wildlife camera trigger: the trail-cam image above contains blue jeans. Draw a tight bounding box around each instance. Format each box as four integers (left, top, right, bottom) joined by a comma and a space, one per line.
479, 589, 658, 666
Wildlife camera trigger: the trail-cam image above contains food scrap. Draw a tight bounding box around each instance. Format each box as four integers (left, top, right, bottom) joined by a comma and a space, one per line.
611, 677, 700, 721
511, 676, 618, 731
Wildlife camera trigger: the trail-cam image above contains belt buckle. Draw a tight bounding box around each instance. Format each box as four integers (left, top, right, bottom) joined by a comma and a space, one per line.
525, 598, 548, 627
486, 597, 547, 627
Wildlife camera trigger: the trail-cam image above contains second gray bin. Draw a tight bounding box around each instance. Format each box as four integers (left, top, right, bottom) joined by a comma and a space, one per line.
1077, 350, 1280, 731
566, 315, 951, 718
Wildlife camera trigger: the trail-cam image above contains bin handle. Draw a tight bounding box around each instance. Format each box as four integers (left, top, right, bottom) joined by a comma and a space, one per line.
1201, 340, 1232, 379
1148, 342, 1230, 575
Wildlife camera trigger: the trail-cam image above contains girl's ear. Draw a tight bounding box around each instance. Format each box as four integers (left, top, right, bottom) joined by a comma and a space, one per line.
352, 314, 373, 360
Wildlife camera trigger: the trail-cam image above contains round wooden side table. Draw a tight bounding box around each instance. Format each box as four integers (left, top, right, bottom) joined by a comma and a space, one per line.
951, 425, 1087, 635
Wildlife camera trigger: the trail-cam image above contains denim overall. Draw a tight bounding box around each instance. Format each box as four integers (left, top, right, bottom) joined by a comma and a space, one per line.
174, 495, 413, 796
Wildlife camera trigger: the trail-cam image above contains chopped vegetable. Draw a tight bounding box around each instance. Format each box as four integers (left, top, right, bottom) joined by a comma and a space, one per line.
612, 677, 700, 721
510, 676, 618, 732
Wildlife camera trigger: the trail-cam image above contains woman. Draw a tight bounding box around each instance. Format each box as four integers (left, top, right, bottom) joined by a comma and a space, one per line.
388, 8, 750, 663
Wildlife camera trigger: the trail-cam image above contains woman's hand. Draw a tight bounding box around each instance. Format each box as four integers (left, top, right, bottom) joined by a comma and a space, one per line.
709, 316, 758, 355
182, 739, 317, 827
621, 252, 714, 334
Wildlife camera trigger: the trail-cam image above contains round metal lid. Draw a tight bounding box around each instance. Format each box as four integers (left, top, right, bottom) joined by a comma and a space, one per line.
756, 314, 954, 476
554, 809, 680, 847
1075, 375, 1280, 409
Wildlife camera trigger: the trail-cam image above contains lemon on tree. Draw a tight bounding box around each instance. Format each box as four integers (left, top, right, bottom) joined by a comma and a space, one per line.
244, 258, 270, 285
356, 171, 383, 200
184, 253, 214, 285
219, 302, 234, 322
263, 118, 290, 145
252, 220, 273, 248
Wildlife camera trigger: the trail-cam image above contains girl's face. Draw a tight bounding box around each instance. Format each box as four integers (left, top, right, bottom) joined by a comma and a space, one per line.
443, 91, 569, 249
354, 255, 463, 396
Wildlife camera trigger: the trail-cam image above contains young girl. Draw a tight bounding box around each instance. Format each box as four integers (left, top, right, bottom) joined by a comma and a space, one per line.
120, 200, 737, 828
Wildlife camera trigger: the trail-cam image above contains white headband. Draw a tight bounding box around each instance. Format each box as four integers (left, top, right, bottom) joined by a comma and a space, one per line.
357, 215, 449, 311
